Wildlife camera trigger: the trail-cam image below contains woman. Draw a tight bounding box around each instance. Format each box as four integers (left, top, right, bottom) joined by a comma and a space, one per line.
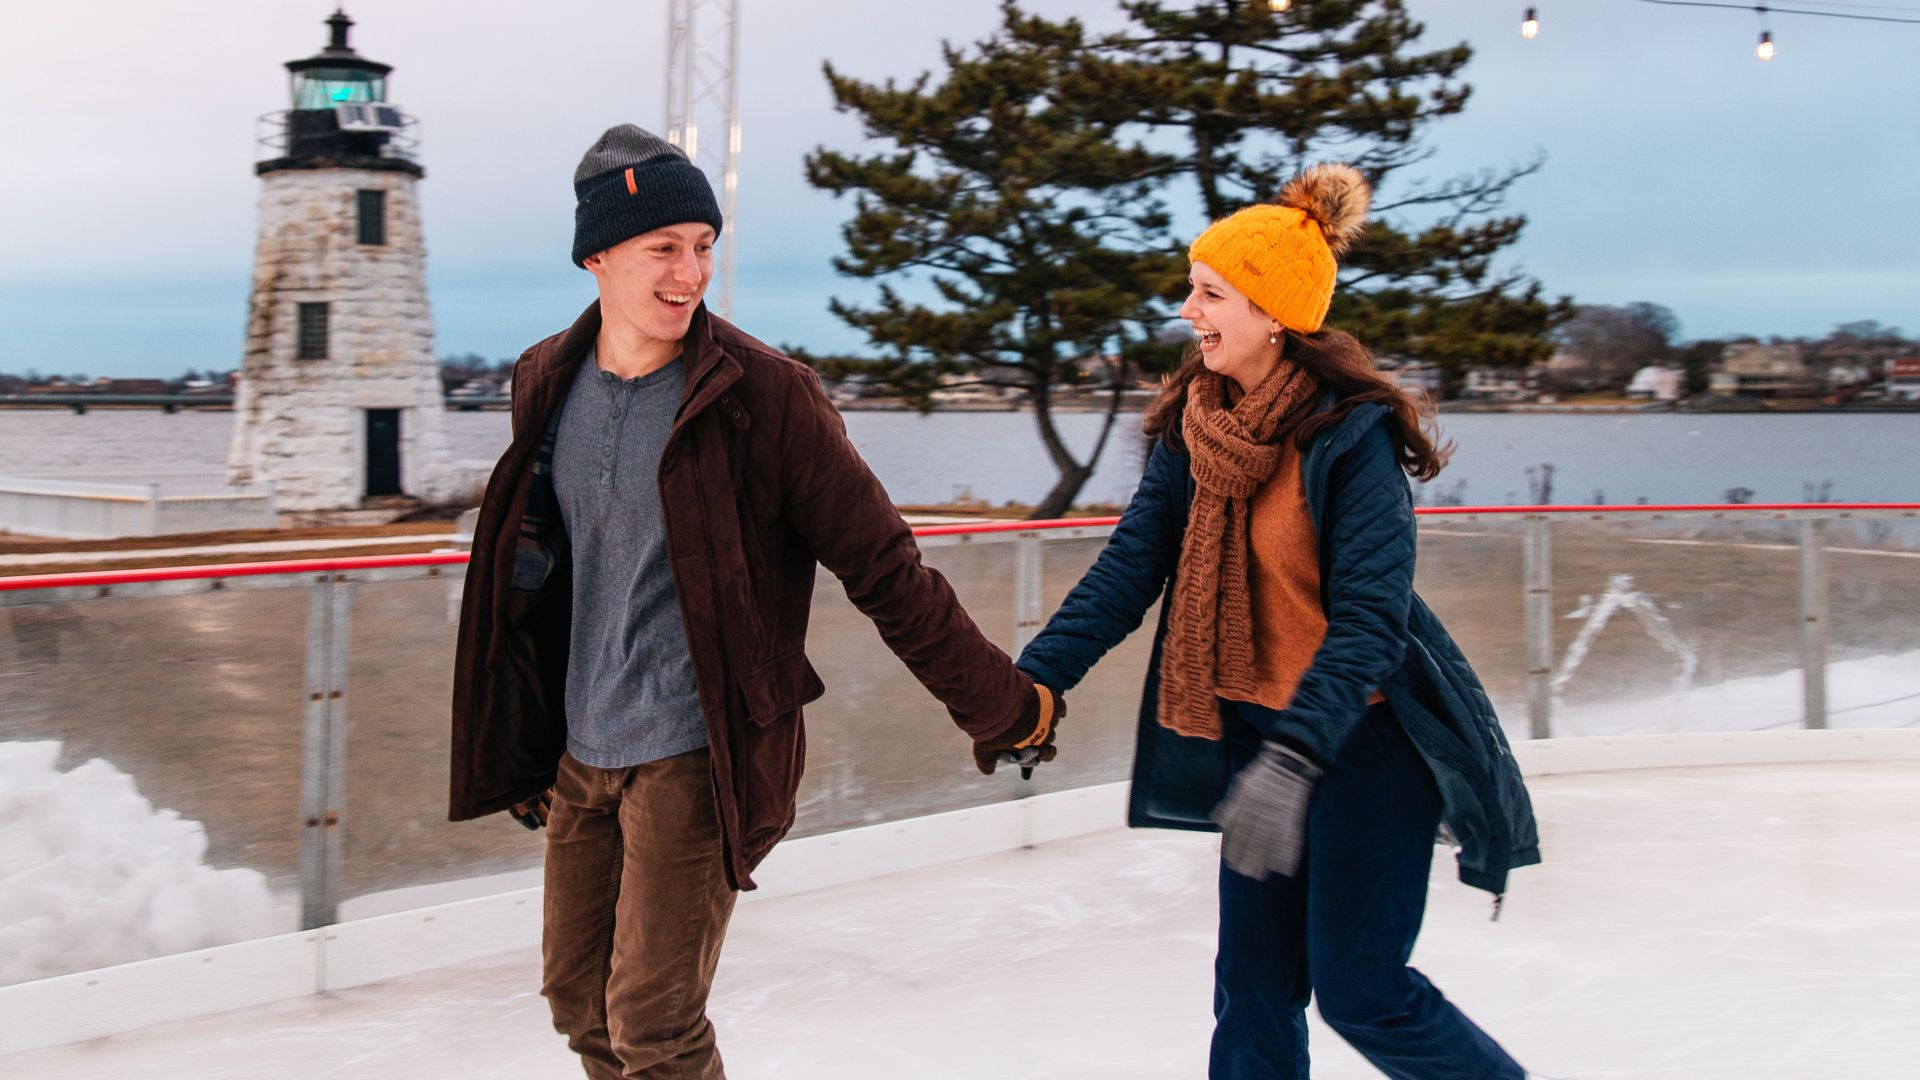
1015, 164, 1540, 1079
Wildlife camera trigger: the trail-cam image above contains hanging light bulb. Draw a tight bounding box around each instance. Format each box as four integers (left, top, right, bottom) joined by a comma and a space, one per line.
1267, 0, 1293, 12
1756, 29, 1775, 61
1521, 7, 1540, 40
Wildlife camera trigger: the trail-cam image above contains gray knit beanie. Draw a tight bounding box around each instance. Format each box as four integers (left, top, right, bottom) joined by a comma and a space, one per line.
571, 124, 723, 267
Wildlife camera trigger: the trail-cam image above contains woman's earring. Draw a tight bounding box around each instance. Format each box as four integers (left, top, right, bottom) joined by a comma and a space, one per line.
1269, 331, 1279, 345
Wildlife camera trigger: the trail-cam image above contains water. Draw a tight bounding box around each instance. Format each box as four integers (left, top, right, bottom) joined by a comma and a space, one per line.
1, 409, 1917, 508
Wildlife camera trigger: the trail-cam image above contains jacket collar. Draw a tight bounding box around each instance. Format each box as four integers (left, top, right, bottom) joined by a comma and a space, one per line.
519, 300, 742, 440
677, 303, 743, 424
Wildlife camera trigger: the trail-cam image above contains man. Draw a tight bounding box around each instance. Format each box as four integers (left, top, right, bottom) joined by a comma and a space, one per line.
448, 124, 1061, 1080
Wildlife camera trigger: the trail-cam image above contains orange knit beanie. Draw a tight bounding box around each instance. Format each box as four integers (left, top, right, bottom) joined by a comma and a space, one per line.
1187, 163, 1372, 334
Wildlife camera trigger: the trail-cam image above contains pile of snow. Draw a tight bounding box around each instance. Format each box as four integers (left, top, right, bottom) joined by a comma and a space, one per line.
0, 741, 280, 985
1531, 649, 1920, 738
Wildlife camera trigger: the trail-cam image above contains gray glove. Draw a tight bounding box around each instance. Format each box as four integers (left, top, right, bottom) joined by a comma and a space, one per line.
1212, 742, 1322, 880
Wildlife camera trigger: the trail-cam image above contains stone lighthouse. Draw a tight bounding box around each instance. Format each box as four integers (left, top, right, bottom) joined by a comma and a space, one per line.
228, 8, 454, 511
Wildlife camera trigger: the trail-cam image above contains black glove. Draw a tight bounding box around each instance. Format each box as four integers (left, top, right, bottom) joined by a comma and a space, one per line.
973, 684, 1064, 776
1212, 742, 1321, 880
508, 789, 553, 831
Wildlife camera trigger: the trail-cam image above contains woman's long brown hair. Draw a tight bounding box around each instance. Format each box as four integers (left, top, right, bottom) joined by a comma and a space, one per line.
1143, 326, 1452, 482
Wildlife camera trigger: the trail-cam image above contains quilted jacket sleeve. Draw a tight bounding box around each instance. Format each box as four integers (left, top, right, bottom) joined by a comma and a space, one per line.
1015, 439, 1186, 692
1262, 422, 1417, 762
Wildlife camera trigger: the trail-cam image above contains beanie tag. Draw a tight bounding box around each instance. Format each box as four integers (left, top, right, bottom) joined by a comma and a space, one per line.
624, 168, 638, 196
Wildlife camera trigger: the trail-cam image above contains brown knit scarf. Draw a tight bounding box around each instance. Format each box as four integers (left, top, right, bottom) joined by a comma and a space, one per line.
1160, 363, 1321, 739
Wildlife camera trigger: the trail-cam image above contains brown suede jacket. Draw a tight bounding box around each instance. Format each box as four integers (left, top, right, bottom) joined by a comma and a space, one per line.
449, 302, 1033, 889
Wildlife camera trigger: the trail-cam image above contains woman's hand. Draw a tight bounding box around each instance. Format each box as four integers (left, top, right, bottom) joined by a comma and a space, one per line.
1213, 742, 1321, 879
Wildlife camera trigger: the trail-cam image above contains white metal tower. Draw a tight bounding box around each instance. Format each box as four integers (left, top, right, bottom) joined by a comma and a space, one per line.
665, 0, 741, 318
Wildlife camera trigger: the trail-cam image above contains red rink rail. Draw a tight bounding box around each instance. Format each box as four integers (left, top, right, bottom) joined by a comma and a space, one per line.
2, 503, 1916, 594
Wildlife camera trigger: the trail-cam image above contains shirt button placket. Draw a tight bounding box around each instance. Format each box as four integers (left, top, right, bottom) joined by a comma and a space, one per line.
602, 382, 627, 488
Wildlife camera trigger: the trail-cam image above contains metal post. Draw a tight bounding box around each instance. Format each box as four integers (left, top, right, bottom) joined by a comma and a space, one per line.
1013, 534, 1043, 654
664, 0, 741, 317
142, 483, 161, 536
1012, 533, 1044, 815
1798, 517, 1829, 730
1523, 518, 1554, 740
298, 574, 353, 931
721, 0, 740, 318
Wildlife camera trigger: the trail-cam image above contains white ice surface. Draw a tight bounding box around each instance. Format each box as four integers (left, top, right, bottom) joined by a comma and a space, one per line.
0, 742, 279, 984
6, 761, 1918, 1079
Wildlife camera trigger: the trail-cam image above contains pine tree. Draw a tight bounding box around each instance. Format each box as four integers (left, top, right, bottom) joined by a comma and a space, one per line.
806, 10, 1184, 519
1063, 0, 1568, 381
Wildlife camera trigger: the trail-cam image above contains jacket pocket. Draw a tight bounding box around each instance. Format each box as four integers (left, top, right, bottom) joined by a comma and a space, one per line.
738, 649, 827, 726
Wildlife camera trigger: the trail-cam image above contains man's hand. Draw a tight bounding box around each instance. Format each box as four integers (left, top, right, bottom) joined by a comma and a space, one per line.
1212, 743, 1321, 880
972, 684, 1064, 776
508, 789, 554, 831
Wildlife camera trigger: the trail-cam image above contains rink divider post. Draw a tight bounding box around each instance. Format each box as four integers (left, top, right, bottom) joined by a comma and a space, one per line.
1798, 518, 1830, 730
1522, 518, 1554, 740
299, 574, 353, 936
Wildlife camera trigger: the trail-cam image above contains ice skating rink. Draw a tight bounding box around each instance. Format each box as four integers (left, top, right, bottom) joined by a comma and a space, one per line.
7, 760, 1918, 1079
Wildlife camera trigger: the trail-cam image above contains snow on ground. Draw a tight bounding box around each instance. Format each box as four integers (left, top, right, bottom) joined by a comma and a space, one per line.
1517, 648, 1920, 739
0, 742, 280, 985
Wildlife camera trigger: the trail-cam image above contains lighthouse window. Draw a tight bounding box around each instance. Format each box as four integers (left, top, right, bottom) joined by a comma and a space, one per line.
357, 190, 387, 245
296, 303, 330, 360
292, 70, 385, 110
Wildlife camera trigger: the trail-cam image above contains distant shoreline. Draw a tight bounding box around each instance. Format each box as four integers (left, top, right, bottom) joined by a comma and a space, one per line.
4, 397, 1916, 417
1439, 400, 1920, 415
839, 398, 1920, 415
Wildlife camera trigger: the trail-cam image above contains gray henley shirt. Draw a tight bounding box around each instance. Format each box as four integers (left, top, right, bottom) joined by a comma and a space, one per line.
552, 349, 708, 768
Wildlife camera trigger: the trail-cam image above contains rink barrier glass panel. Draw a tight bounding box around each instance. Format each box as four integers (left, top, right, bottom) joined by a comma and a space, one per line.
3, 506, 1916, 950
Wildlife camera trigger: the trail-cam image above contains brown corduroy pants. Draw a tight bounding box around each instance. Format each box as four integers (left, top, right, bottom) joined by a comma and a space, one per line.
541, 748, 737, 1080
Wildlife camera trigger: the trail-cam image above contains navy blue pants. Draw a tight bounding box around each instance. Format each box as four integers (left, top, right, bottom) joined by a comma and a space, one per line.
1211, 701, 1524, 1080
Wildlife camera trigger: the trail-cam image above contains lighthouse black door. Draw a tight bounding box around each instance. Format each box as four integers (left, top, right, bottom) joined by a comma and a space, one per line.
366, 409, 403, 497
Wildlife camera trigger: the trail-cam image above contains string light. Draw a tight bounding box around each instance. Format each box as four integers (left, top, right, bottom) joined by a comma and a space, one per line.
1267, 0, 1293, 12
1508, 2, 1920, 60
1634, 0, 1919, 24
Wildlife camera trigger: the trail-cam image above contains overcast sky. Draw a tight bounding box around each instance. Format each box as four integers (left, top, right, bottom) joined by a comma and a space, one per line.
2, 0, 1915, 377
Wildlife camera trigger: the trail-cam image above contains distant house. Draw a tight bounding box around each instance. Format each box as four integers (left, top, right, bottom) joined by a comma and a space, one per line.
1541, 351, 1597, 391
448, 377, 498, 398
1886, 358, 1920, 402
1711, 343, 1814, 397
930, 372, 1015, 407
1625, 366, 1683, 401
1826, 365, 1875, 389
828, 373, 879, 403
1069, 353, 1126, 389
1379, 358, 1444, 399
1460, 366, 1535, 402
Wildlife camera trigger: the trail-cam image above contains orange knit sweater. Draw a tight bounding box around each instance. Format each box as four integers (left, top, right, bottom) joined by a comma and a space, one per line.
1223, 449, 1383, 712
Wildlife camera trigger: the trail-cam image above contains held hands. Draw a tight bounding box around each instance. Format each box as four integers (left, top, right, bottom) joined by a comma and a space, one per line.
1212, 742, 1322, 880
972, 684, 1065, 777
508, 789, 554, 831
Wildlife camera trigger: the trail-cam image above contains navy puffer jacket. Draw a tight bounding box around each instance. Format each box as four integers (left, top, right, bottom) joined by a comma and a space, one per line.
1016, 401, 1541, 896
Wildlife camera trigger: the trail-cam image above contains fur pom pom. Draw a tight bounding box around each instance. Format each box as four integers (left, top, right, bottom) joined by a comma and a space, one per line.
1275, 163, 1370, 256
